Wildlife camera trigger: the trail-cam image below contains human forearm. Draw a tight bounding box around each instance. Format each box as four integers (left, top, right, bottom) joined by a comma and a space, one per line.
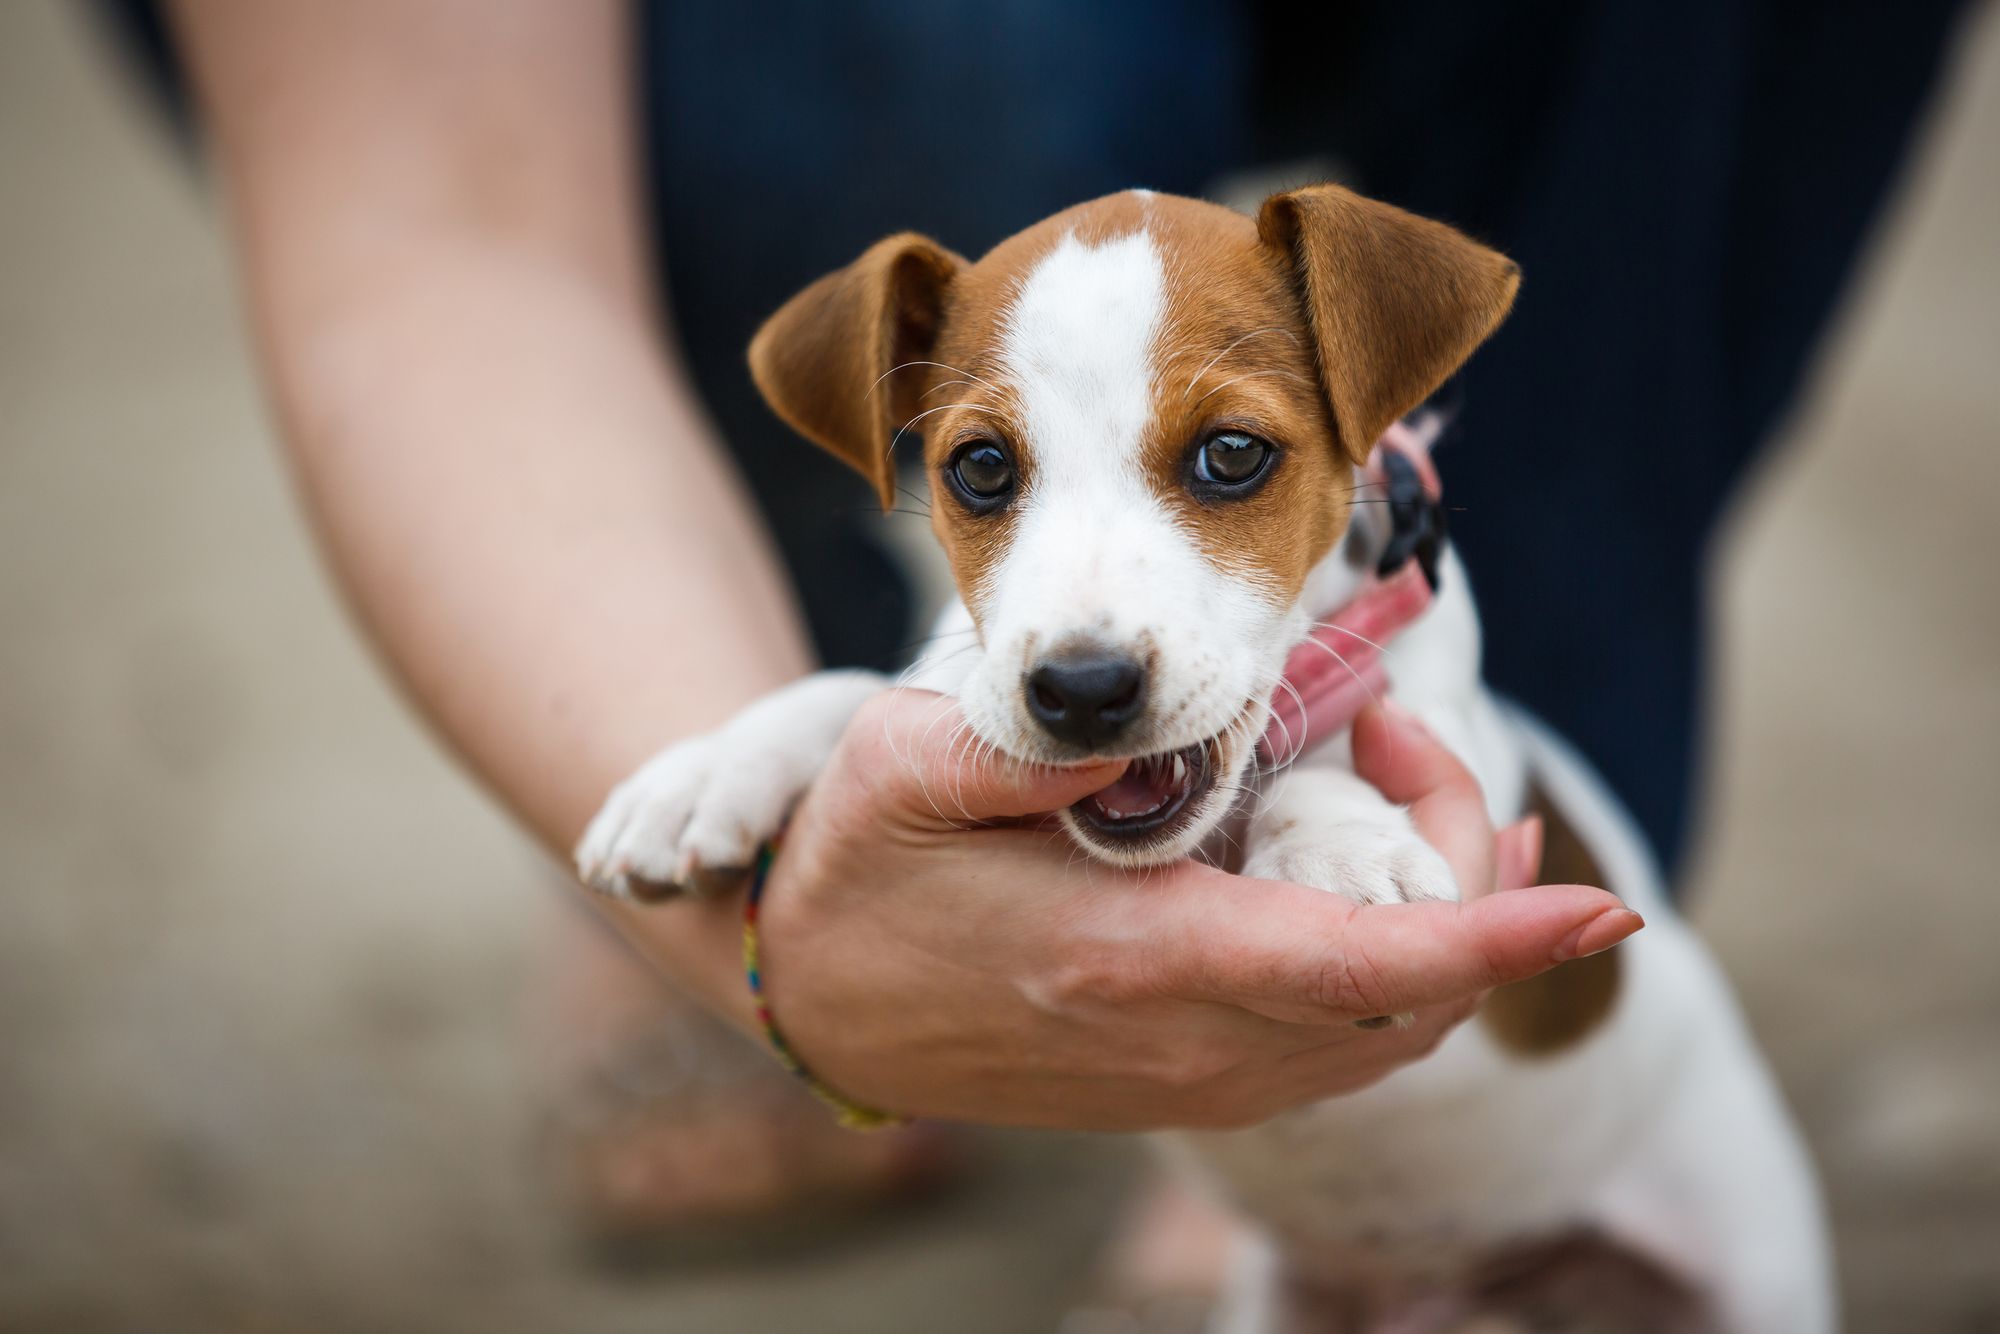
260, 244, 811, 849
265, 249, 806, 1025
171, 0, 810, 837
170, 0, 809, 1023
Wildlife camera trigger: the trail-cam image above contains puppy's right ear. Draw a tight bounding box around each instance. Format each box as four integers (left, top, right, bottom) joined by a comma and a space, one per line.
749, 233, 966, 510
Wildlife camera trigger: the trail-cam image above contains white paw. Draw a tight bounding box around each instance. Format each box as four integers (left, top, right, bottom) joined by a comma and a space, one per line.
573, 732, 791, 899
574, 671, 885, 901
1244, 809, 1460, 907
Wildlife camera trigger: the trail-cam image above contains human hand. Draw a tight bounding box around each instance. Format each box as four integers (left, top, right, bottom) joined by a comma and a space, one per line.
752, 691, 1639, 1131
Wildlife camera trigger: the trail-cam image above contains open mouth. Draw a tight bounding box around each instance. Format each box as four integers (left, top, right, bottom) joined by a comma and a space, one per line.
1070, 739, 1218, 846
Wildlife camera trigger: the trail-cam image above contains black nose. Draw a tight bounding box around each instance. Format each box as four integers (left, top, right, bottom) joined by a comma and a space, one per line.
1025, 651, 1146, 749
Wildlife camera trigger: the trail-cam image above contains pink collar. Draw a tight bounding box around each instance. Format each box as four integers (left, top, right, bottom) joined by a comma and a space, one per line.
1255, 421, 1444, 769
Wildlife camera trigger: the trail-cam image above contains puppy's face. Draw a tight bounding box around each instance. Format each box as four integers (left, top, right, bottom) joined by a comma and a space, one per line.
914, 199, 1347, 862
752, 188, 1516, 864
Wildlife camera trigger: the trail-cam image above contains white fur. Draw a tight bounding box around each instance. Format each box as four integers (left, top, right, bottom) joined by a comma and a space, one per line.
577, 221, 1832, 1329
1242, 766, 1457, 907
1183, 595, 1833, 1332
575, 670, 882, 897
950, 229, 1327, 862
960, 230, 1278, 757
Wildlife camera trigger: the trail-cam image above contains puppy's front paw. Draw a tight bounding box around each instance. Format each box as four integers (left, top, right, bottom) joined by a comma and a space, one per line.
575, 671, 883, 902
575, 736, 753, 899
1244, 808, 1459, 907
575, 733, 805, 901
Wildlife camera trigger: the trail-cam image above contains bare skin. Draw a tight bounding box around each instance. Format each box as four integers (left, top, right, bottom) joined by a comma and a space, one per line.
760, 695, 1609, 1129
167, 0, 1636, 1161
168, 0, 799, 1032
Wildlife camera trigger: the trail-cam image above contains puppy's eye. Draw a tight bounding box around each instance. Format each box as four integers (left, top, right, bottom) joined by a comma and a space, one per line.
1193, 431, 1275, 492
947, 440, 1016, 509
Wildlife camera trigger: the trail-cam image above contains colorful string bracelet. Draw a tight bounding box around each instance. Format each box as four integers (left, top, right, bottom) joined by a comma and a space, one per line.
742, 838, 907, 1131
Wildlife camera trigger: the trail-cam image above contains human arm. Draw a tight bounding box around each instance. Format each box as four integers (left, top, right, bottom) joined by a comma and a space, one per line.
168, 0, 796, 1020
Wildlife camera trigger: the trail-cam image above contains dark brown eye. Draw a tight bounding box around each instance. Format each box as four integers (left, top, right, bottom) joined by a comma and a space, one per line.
1193, 431, 1275, 491
948, 440, 1016, 509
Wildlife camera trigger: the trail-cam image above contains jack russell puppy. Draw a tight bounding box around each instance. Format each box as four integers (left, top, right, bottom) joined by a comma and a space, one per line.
577, 186, 1833, 1332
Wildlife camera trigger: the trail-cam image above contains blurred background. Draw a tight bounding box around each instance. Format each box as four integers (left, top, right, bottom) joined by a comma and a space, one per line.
3, 2, 1998, 1331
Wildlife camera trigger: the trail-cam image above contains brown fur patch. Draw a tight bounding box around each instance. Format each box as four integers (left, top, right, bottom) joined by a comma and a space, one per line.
1258, 184, 1521, 465
747, 232, 965, 510
1142, 202, 1351, 601
1480, 783, 1626, 1057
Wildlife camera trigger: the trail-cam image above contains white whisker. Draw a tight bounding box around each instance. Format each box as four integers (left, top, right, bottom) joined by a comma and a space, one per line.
921, 378, 982, 401
1180, 326, 1299, 399
870, 359, 1001, 400
1192, 368, 1313, 406
890, 401, 1002, 461
1298, 636, 1382, 714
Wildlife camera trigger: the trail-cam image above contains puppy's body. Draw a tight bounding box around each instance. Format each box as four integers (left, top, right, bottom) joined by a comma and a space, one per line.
578, 190, 1832, 1330
904, 540, 1832, 1333
1182, 559, 1827, 1333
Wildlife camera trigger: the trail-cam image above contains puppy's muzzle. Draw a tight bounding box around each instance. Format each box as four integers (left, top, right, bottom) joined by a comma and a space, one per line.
1024, 647, 1146, 751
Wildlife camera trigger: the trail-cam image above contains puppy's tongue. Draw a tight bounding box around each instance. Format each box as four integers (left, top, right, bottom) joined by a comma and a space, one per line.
1087, 750, 1189, 820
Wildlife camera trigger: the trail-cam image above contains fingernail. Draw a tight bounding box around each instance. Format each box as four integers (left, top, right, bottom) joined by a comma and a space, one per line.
1553, 908, 1643, 961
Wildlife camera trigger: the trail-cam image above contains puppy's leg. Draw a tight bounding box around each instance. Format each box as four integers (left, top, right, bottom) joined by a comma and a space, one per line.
575, 669, 884, 900
1242, 766, 1459, 907
1587, 945, 1836, 1334
1207, 1231, 1282, 1334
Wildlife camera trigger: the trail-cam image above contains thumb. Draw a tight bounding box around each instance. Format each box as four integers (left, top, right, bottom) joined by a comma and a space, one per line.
851, 688, 1127, 823
1169, 872, 1641, 1023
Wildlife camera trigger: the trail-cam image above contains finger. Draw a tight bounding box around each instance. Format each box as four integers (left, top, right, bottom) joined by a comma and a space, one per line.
1167, 871, 1641, 1023
1335, 565, 1436, 645
1264, 660, 1386, 756
1262, 569, 1427, 751
1330, 889, 1640, 1016
848, 688, 1127, 823
1273, 999, 1471, 1097
1245, 998, 1482, 1118
1493, 815, 1544, 895
1350, 701, 1493, 889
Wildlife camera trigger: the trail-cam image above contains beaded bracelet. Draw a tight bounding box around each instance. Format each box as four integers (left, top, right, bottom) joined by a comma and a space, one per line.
742, 839, 907, 1131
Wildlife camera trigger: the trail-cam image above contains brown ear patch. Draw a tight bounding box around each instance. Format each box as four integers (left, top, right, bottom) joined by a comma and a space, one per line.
1480, 783, 1625, 1057
748, 233, 964, 509
1257, 183, 1519, 464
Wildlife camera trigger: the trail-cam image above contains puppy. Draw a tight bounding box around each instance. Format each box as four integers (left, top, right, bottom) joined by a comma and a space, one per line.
577, 186, 1833, 1332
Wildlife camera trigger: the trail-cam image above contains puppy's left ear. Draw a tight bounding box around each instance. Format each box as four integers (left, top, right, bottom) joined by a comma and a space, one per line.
749, 233, 966, 510
1258, 183, 1520, 465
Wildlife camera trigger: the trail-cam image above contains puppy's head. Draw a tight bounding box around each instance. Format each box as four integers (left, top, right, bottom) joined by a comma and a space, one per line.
751, 187, 1517, 864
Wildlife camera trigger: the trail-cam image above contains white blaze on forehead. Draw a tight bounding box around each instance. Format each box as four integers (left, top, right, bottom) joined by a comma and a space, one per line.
998, 228, 1165, 481
957, 222, 1296, 768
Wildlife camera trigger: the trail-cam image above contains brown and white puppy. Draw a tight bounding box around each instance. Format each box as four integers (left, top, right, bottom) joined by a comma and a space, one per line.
577, 187, 1833, 1332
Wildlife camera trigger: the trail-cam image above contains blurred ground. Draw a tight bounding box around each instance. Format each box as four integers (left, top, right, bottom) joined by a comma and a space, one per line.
2, 3, 1996, 1331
